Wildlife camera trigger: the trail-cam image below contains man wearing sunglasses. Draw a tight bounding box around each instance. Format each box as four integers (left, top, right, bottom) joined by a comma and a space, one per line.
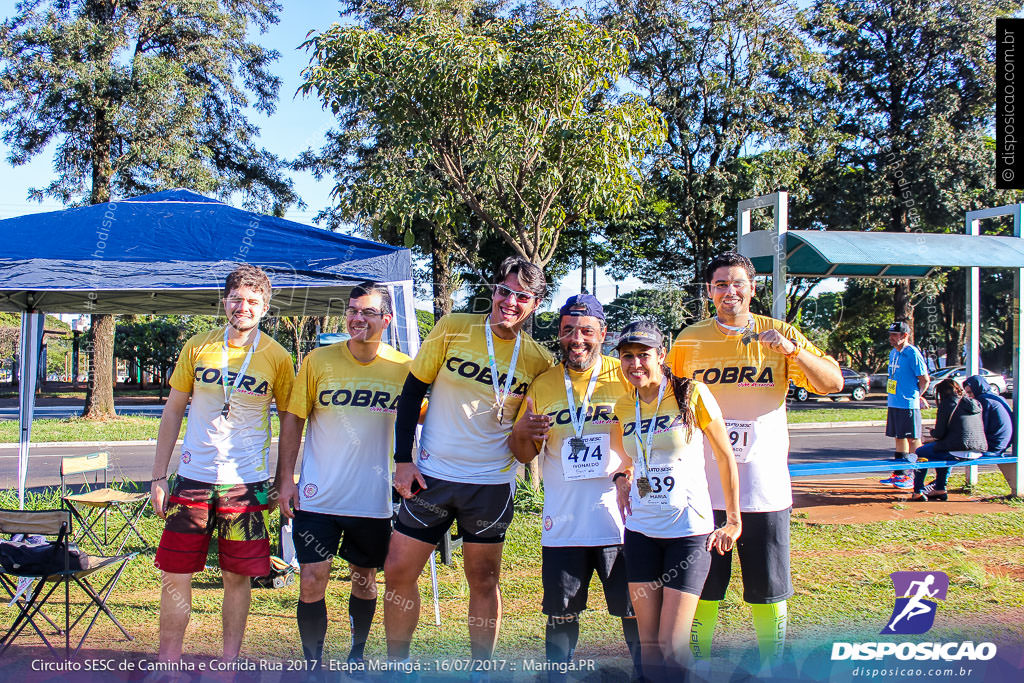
385, 257, 554, 671
275, 281, 419, 675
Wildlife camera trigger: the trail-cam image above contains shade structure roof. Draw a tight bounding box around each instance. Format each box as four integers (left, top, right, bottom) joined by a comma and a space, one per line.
0, 189, 411, 315
738, 229, 1024, 278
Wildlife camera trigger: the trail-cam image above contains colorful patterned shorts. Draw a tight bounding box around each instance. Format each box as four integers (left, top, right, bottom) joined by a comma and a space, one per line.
154, 476, 271, 576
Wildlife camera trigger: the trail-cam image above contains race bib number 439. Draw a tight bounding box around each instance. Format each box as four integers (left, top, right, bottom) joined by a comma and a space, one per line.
560, 434, 609, 481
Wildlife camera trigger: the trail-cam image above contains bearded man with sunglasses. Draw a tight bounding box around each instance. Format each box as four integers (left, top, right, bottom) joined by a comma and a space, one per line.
385, 257, 554, 670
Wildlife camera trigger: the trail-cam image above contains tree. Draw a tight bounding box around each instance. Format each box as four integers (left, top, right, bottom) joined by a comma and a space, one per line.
299, 7, 665, 294
0, 0, 298, 418
114, 317, 180, 396
604, 288, 695, 338
596, 0, 834, 301
807, 0, 1022, 331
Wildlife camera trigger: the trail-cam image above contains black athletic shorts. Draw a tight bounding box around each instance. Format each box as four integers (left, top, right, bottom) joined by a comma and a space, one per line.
292, 509, 392, 569
622, 529, 712, 595
541, 545, 633, 618
885, 407, 922, 440
394, 475, 515, 545
701, 508, 793, 604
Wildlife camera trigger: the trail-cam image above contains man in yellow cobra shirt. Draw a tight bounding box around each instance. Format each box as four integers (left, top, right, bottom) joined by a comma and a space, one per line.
668, 251, 842, 671
510, 294, 642, 681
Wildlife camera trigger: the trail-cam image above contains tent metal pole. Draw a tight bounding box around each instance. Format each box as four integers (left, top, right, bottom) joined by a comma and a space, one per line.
17, 311, 43, 509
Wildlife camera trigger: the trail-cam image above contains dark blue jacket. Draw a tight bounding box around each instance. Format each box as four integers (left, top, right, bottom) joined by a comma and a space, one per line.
964, 375, 1013, 453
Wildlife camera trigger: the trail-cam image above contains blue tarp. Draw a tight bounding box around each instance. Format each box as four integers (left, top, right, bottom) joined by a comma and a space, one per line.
0, 189, 411, 315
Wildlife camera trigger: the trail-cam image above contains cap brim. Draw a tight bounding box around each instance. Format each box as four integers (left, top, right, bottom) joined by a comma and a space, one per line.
616, 335, 662, 349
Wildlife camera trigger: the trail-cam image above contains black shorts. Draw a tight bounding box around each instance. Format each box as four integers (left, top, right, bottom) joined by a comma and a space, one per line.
885, 407, 922, 439
622, 529, 711, 595
292, 509, 392, 569
394, 475, 515, 545
542, 545, 633, 618
701, 508, 792, 604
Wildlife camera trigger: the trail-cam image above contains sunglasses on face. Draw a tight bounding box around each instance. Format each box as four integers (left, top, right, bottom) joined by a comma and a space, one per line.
494, 284, 536, 303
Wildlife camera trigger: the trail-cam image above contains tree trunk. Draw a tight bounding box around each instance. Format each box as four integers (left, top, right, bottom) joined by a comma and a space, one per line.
83, 314, 115, 418
82, 102, 117, 419
893, 278, 914, 341
431, 231, 455, 319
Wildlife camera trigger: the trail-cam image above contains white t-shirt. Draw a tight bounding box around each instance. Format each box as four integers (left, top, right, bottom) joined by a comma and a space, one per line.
169, 327, 294, 485
518, 356, 628, 547
668, 315, 838, 512
286, 342, 412, 519
614, 381, 721, 539
411, 313, 553, 485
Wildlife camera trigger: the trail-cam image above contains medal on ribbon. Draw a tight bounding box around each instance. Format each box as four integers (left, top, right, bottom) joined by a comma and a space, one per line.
220, 326, 260, 422
484, 319, 521, 425
563, 363, 601, 460
633, 377, 667, 500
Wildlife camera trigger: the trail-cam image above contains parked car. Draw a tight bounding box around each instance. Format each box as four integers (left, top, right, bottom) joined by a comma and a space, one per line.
924, 366, 1008, 398
788, 367, 871, 402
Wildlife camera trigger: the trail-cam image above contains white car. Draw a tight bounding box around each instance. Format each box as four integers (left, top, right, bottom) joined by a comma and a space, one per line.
924, 366, 1008, 398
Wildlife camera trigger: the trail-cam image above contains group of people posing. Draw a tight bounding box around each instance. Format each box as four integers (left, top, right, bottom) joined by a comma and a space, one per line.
149, 252, 848, 681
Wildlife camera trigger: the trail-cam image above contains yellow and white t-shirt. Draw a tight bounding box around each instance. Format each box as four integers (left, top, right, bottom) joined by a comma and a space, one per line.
411, 313, 554, 484
518, 355, 629, 547
613, 381, 721, 539
169, 327, 294, 485
667, 315, 838, 512
286, 342, 412, 519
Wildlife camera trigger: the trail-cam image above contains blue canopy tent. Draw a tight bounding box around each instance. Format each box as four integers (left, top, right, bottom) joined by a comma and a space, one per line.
0, 189, 419, 506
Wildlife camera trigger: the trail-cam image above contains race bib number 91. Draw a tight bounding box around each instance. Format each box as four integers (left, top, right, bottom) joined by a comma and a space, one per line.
560, 433, 609, 481
724, 420, 756, 463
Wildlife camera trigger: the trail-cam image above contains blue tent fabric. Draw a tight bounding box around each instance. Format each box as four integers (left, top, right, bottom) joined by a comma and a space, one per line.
0, 189, 411, 315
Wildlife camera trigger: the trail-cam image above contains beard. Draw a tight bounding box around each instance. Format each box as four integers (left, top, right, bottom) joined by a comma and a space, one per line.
561, 342, 600, 372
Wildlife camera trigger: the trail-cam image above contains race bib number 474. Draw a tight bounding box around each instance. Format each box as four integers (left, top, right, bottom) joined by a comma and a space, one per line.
560, 434, 609, 481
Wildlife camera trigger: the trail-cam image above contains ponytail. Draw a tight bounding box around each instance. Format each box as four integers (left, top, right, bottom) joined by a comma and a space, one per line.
661, 363, 696, 440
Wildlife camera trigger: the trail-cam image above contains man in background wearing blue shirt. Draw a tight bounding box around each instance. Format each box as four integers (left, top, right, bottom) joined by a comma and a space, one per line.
881, 321, 930, 489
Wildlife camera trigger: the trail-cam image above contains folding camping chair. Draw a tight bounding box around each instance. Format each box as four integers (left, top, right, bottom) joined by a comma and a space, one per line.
0, 509, 136, 660
60, 452, 149, 554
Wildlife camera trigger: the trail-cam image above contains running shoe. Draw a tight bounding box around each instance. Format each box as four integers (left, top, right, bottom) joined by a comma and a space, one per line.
892, 475, 914, 489
879, 474, 904, 485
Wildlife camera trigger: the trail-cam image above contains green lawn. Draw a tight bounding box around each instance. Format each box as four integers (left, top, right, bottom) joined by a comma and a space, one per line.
0, 473, 1020, 676
788, 407, 938, 423
0, 415, 282, 443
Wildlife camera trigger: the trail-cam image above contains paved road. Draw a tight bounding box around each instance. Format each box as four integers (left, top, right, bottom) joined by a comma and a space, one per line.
0, 424, 915, 491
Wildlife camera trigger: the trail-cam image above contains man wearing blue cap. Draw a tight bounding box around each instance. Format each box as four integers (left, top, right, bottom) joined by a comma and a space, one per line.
511, 294, 642, 681
882, 321, 930, 489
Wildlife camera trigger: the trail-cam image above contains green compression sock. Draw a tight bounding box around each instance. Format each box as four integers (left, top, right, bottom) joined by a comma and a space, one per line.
750, 600, 788, 663
690, 599, 720, 660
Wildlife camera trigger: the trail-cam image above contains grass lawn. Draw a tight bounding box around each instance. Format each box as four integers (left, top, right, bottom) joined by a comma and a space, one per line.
0, 415, 283, 443
788, 407, 938, 423
0, 474, 1021, 678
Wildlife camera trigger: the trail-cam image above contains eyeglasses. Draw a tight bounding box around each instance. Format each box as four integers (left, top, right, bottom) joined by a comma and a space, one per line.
346, 307, 384, 318
494, 284, 536, 303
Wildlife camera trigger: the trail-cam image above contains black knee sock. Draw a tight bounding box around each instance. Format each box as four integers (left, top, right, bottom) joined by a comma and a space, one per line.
545, 614, 580, 664
621, 617, 643, 678
297, 599, 328, 668
348, 594, 377, 660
